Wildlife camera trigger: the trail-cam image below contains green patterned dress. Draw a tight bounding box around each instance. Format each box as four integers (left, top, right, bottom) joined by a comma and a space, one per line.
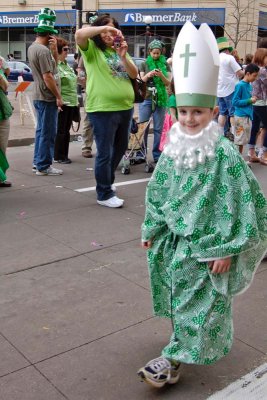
0, 149, 9, 182
142, 134, 267, 365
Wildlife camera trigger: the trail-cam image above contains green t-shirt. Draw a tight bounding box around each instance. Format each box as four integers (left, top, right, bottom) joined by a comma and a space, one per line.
79, 40, 134, 112
58, 61, 78, 107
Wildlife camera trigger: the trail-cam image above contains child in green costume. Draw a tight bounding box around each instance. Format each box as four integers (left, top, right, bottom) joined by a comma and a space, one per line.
138, 22, 267, 389
0, 60, 12, 187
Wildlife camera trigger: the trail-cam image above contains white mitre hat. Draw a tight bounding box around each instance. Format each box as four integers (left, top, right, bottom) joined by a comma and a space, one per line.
172, 21, 220, 108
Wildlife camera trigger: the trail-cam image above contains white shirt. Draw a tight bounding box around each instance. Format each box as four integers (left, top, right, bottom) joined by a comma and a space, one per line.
217, 52, 241, 97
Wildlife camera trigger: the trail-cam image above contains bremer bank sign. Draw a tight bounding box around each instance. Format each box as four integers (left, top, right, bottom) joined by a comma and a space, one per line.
0, 14, 39, 24
106, 8, 225, 26
0, 10, 75, 27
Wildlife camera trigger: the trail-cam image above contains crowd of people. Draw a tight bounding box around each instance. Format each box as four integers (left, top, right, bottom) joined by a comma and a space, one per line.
0, 8, 267, 392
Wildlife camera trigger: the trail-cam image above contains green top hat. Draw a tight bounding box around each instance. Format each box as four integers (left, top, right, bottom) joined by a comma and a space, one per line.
216, 37, 233, 52
34, 8, 58, 34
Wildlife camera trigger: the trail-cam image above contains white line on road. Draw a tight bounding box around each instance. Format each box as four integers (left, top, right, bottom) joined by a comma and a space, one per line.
75, 178, 151, 193
207, 362, 267, 399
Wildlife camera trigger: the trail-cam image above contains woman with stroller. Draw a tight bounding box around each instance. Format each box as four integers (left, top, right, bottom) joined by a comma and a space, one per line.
139, 40, 171, 163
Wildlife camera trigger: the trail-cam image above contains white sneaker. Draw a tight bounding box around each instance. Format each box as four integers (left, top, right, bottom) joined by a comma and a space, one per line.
111, 184, 116, 192
97, 196, 124, 208
137, 356, 181, 388
36, 167, 63, 176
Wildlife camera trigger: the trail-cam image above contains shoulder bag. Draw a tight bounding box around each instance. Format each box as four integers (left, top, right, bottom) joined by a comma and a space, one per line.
131, 72, 146, 103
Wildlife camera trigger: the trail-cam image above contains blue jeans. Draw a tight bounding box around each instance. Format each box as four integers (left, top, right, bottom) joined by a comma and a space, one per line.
33, 100, 58, 171
139, 99, 166, 162
88, 109, 133, 201
249, 105, 267, 150
218, 92, 235, 117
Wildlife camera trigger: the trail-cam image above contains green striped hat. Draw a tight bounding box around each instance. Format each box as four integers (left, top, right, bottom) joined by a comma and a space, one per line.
217, 37, 233, 53
34, 8, 58, 34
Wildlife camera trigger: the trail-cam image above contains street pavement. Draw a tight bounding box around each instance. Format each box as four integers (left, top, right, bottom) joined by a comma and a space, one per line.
0, 96, 267, 399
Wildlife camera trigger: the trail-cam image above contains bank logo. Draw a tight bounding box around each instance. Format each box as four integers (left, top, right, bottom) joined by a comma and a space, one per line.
124, 13, 135, 22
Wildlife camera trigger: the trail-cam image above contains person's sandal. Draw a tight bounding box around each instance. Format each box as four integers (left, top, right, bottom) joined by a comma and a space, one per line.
260, 158, 267, 166
249, 155, 260, 163
82, 150, 92, 158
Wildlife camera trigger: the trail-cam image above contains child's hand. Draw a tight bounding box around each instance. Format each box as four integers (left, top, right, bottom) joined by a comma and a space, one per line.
208, 257, 231, 274
141, 240, 153, 249
251, 96, 257, 104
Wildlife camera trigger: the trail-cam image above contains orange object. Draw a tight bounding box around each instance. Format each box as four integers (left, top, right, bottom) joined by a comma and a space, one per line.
15, 81, 31, 97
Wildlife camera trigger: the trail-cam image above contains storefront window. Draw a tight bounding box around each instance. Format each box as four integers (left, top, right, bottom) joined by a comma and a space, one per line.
26, 29, 36, 43
0, 43, 8, 60
9, 29, 25, 42
0, 29, 8, 41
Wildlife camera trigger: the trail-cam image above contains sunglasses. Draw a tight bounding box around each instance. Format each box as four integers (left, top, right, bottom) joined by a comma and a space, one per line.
62, 47, 70, 51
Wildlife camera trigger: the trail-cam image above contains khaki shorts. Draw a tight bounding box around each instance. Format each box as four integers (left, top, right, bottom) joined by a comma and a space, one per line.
233, 116, 251, 145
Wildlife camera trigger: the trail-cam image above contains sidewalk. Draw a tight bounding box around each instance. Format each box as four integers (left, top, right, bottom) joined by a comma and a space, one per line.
7, 85, 81, 147
7, 84, 140, 147
0, 142, 266, 400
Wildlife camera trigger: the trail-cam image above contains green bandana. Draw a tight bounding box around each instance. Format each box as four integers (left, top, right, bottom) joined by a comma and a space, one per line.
148, 40, 162, 51
146, 55, 168, 107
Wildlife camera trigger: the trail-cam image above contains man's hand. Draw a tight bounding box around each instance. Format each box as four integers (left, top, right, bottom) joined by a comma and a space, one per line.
208, 257, 231, 274
56, 97, 64, 111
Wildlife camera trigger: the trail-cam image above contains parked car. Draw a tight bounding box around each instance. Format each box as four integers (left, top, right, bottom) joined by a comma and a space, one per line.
7, 61, 33, 82
66, 53, 75, 68
132, 57, 145, 69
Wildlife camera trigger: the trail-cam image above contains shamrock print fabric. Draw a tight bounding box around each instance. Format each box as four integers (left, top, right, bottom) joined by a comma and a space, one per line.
142, 135, 267, 365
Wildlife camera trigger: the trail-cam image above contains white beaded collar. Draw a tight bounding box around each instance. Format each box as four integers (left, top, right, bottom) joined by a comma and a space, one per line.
163, 121, 220, 169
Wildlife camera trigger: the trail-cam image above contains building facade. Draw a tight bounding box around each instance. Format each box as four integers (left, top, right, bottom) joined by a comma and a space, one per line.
0, 0, 266, 61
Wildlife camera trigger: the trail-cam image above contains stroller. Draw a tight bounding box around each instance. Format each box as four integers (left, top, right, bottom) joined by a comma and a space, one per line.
120, 117, 154, 175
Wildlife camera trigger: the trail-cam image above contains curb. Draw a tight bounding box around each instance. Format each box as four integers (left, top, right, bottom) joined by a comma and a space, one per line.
8, 134, 81, 148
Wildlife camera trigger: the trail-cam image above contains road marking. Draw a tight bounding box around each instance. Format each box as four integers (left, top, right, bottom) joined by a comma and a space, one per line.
207, 362, 267, 399
75, 178, 150, 193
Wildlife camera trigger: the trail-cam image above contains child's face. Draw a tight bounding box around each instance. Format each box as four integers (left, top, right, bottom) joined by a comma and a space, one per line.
246, 72, 259, 83
178, 106, 215, 135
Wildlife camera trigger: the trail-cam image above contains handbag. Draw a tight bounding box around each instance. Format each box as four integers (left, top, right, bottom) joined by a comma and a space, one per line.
71, 105, 81, 132
0, 88, 13, 120
131, 72, 146, 103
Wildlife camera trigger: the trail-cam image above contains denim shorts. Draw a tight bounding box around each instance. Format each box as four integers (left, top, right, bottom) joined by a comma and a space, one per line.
218, 92, 235, 117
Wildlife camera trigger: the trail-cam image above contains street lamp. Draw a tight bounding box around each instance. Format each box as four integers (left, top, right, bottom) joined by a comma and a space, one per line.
144, 15, 153, 57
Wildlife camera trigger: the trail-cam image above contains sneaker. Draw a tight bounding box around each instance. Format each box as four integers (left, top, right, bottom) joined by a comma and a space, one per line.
32, 166, 37, 172
137, 357, 181, 388
36, 167, 63, 176
0, 180, 12, 187
54, 159, 72, 164
97, 196, 124, 208
111, 184, 116, 192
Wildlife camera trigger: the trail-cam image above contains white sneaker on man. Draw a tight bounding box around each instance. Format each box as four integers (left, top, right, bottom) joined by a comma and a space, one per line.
36, 167, 63, 176
97, 196, 124, 208
111, 184, 116, 192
